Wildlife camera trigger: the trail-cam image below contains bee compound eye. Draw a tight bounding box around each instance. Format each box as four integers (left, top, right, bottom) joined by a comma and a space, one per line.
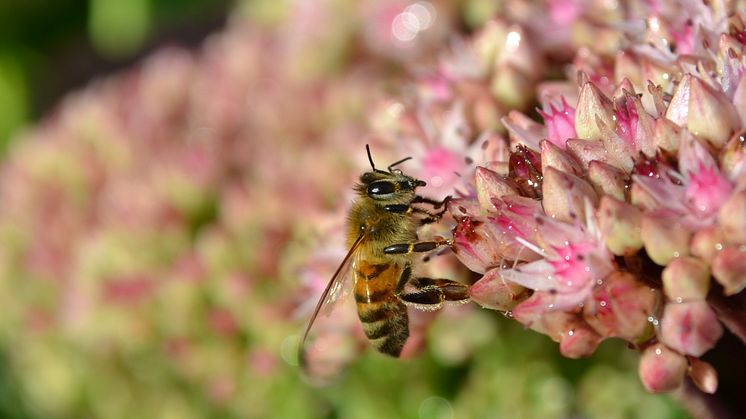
367, 181, 396, 197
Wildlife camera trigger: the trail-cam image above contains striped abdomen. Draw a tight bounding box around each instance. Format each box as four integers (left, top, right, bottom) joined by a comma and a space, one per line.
354, 261, 409, 357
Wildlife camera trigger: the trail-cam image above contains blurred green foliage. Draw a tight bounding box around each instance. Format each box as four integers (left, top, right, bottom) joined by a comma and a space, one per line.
0, 0, 228, 150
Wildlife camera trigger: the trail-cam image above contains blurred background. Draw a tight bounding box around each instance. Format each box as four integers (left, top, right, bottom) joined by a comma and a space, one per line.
0, 0, 723, 418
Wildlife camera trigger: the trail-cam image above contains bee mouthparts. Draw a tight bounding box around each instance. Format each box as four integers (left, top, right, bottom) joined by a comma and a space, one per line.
416, 180, 427, 187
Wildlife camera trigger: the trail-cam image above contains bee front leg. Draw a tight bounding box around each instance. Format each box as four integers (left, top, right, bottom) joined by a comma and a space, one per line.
412, 195, 451, 209
397, 277, 470, 310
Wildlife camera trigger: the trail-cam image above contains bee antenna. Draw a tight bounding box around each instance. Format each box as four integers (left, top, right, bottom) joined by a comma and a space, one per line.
388, 156, 413, 172
366, 144, 377, 171
366, 144, 387, 173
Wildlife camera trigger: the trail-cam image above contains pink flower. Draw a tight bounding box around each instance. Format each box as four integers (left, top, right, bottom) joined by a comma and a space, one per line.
537, 97, 576, 149
499, 207, 614, 311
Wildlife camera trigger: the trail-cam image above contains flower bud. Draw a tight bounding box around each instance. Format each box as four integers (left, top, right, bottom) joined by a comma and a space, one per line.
654, 117, 683, 152
566, 139, 610, 169
542, 166, 598, 223
469, 268, 528, 311
662, 256, 711, 301
630, 182, 659, 211
583, 271, 657, 342
540, 139, 583, 176
688, 357, 718, 394
475, 166, 517, 212
575, 82, 615, 141
665, 74, 741, 148
660, 301, 723, 357
588, 161, 628, 201
501, 110, 545, 151
451, 216, 500, 274
711, 246, 746, 295
641, 214, 691, 265
597, 196, 643, 256
732, 70, 746, 127
492, 64, 534, 110
638, 344, 687, 393
690, 226, 725, 263
717, 189, 746, 245
719, 131, 746, 182
559, 323, 603, 359
511, 293, 583, 342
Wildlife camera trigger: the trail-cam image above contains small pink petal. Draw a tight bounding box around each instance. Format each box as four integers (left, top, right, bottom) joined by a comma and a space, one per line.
537, 96, 577, 148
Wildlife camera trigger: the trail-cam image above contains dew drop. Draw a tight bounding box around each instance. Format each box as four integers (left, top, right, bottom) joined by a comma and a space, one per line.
655, 347, 662, 355
600, 301, 607, 307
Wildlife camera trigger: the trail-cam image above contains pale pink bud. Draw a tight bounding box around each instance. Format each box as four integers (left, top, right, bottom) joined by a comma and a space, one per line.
542, 166, 598, 223
451, 216, 501, 274
719, 132, 746, 183
492, 64, 534, 110
575, 82, 615, 141
475, 166, 517, 212
597, 196, 643, 256
654, 117, 683, 152
638, 344, 687, 393
614, 51, 643, 90
566, 139, 610, 169
559, 324, 603, 359
472, 20, 508, 73
717, 189, 746, 245
470, 94, 504, 132
690, 226, 725, 264
665, 74, 741, 148
660, 301, 723, 357
511, 293, 583, 342
662, 256, 711, 302
588, 161, 628, 202
641, 214, 691, 266
495, 25, 542, 80
630, 182, 660, 211
688, 357, 718, 394
733, 73, 746, 127
583, 271, 657, 342
711, 246, 746, 296
540, 139, 583, 177
501, 110, 546, 151
469, 268, 528, 311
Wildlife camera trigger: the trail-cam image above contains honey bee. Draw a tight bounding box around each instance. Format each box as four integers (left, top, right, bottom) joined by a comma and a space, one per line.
299, 145, 469, 365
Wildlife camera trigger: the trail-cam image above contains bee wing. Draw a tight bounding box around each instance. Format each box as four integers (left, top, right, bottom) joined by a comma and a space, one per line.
298, 231, 365, 368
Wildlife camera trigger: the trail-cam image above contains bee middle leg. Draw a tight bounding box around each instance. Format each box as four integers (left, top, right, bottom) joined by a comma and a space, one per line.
395, 275, 470, 310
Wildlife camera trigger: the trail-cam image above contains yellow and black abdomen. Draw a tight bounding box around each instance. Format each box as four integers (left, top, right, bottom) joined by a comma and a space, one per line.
353, 260, 409, 357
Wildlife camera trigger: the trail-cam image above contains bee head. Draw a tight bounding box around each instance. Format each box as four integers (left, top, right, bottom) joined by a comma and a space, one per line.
356, 145, 426, 201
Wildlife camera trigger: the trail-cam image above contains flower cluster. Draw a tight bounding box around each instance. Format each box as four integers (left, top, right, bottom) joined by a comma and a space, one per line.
449, 0, 746, 395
